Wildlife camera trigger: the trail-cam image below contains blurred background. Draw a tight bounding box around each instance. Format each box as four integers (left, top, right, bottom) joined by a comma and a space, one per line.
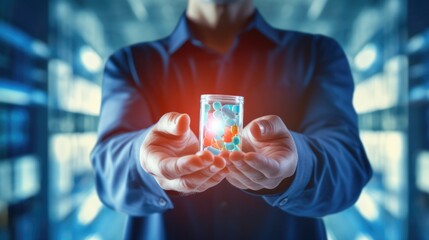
0, 0, 428, 239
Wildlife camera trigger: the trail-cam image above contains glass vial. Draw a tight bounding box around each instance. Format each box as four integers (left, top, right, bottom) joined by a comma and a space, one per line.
199, 94, 244, 155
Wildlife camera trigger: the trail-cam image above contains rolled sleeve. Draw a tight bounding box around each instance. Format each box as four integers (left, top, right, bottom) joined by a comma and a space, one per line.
257, 36, 372, 217
91, 48, 174, 216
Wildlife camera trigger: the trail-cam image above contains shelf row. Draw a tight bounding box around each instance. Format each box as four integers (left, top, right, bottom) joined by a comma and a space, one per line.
0, 155, 40, 203
0, 131, 98, 203
0, 21, 49, 59
0, 66, 101, 116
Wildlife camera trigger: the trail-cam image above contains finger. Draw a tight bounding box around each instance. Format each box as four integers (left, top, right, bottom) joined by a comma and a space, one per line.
226, 175, 248, 189
229, 150, 245, 161
181, 132, 200, 155
161, 169, 227, 193
161, 156, 227, 192
196, 150, 215, 164
211, 155, 227, 169
229, 151, 266, 183
156, 154, 213, 179
144, 149, 214, 180
226, 172, 264, 191
242, 152, 281, 178
245, 115, 290, 142
241, 132, 255, 152
227, 162, 264, 190
190, 155, 227, 184
219, 151, 230, 162
196, 167, 229, 192
154, 112, 190, 137
219, 150, 233, 167
278, 156, 298, 178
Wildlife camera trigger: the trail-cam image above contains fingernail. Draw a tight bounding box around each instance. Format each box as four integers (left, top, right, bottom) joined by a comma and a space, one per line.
209, 165, 220, 173
257, 122, 266, 135
190, 165, 201, 171
195, 151, 210, 161
196, 152, 213, 164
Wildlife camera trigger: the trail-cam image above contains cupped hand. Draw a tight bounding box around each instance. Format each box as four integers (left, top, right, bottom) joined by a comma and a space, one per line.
224, 115, 298, 192
140, 112, 228, 194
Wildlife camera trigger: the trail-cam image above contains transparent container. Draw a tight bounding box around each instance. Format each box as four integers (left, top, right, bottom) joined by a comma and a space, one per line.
199, 94, 244, 155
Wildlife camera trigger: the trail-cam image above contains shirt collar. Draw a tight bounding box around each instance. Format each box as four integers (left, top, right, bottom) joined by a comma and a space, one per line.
242, 10, 280, 45
168, 10, 280, 54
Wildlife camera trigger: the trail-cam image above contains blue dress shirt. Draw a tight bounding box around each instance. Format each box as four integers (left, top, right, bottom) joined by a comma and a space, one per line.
91, 10, 372, 240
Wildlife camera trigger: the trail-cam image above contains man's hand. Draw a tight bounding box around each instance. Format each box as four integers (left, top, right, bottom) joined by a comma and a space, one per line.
224, 115, 298, 192
140, 112, 228, 194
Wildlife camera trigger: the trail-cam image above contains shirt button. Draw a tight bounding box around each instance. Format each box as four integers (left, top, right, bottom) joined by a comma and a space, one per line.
279, 198, 288, 206
159, 198, 167, 207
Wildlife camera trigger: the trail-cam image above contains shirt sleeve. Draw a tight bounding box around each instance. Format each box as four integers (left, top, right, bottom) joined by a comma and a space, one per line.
90, 47, 173, 217
262, 36, 373, 217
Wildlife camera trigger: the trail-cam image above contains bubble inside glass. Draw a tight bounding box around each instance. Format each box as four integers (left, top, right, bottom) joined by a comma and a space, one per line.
199, 94, 244, 155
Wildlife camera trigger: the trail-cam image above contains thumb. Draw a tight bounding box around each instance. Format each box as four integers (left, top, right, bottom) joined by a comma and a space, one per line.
155, 112, 191, 137
248, 115, 290, 141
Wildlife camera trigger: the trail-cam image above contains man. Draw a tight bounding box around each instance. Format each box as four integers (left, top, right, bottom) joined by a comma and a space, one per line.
90, 0, 372, 239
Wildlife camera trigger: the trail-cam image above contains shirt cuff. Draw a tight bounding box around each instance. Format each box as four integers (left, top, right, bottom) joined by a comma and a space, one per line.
262, 131, 314, 208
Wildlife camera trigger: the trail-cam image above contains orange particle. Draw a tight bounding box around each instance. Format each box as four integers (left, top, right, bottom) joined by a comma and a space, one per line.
211, 141, 221, 150
203, 137, 211, 147
231, 125, 238, 135
224, 131, 232, 142
216, 140, 225, 150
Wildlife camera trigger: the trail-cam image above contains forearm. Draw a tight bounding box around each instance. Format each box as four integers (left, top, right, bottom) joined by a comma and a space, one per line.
263, 129, 372, 217
91, 128, 173, 216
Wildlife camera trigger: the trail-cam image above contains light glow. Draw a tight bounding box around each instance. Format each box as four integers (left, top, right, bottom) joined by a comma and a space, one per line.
85, 234, 102, 240
207, 118, 224, 133
408, 35, 425, 54
127, 0, 148, 20
79, 46, 102, 73
308, 0, 328, 20
355, 190, 380, 222
355, 233, 373, 240
417, 151, 429, 193
354, 44, 377, 71
0, 87, 30, 105
78, 191, 103, 225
